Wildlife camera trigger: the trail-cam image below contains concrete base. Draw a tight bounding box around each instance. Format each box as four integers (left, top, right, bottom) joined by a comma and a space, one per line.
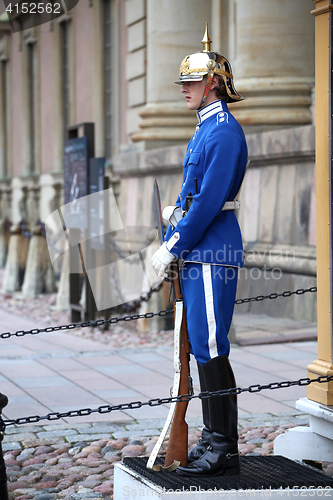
274, 397, 333, 462
114, 462, 333, 500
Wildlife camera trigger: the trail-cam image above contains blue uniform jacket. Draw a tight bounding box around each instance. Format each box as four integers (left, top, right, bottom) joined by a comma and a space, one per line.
165, 100, 248, 267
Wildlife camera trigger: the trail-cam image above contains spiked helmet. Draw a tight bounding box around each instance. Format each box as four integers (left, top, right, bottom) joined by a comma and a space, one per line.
176, 23, 243, 107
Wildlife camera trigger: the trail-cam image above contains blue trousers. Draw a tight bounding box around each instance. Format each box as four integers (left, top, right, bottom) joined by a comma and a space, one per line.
180, 263, 238, 366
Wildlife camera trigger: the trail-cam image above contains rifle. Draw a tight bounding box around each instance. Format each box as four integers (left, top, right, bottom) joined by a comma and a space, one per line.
163, 261, 192, 468
146, 179, 192, 472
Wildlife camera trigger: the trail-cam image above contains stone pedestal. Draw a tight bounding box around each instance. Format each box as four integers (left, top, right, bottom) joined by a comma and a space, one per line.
114, 461, 333, 499
274, 397, 333, 462
2, 226, 29, 293
21, 226, 56, 298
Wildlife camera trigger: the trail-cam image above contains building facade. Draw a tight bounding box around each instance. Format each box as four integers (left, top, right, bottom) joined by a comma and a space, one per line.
0, 0, 317, 322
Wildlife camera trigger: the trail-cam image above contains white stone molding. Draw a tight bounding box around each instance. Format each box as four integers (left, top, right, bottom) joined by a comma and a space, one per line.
274, 398, 333, 462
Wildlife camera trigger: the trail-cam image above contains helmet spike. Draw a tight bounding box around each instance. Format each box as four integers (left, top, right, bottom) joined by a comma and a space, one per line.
201, 22, 212, 53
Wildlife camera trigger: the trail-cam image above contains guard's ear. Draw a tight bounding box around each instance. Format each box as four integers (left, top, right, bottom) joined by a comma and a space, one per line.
210, 75, 220, 90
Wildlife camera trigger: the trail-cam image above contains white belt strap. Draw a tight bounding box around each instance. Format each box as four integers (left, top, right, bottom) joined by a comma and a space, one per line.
222, 200, 240, 211
181, 199, 240, 218
146, 300, 183, 471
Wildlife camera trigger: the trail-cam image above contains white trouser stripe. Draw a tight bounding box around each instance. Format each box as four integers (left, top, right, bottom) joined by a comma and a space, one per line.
202, 264, 218, 359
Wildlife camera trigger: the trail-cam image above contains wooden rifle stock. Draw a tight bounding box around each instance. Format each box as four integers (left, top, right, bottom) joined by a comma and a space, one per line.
164, 261, 191, 468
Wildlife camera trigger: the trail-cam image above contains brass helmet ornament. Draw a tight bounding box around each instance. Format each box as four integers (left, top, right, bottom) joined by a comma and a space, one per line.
176, 23, 243, 109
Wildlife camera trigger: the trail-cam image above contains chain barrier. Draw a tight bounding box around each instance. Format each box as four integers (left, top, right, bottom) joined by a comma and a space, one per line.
18, 219, 32, 240
2, 374, 331, 428
17, 219, 46, 239
0, 286, 317, 339
46, 230, 156, 311
234, 286, 317, 305
4, 217, 11, 233
109, 235, 143, 265
0, 307, 172, 339
45, 227, 65, 255
113, 281, 164, 314
36, 218, 46, 238
0, 285, 321, 431
108, 235, 166, 311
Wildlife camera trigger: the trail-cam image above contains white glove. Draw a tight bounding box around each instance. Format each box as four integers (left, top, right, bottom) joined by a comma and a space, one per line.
151, 242, 176, 279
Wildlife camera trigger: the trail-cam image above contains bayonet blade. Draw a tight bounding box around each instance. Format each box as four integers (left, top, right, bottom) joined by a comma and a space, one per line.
154, 178, 164, 246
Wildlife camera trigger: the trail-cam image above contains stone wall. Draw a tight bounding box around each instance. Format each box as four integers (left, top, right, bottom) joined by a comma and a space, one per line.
0, 124, 316, 322
237, 125, 316, 322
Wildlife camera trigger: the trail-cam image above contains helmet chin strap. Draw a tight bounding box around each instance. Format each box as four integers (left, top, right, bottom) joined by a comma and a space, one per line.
197, 74, 213, 110
197, 59, 216, 110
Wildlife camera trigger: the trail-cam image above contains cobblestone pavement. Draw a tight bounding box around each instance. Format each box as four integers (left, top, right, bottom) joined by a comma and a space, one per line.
6, 412, 332, 500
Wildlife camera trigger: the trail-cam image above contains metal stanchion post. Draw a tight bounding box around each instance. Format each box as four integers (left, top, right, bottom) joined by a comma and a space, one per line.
0, 393, 9, 500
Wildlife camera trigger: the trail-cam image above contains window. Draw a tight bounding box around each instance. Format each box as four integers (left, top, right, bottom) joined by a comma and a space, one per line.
104, 0, 112, 161
60, 21, 70, 143
27, 42, 35, 175
53, 15, 73, 172
0, 59, 8, 178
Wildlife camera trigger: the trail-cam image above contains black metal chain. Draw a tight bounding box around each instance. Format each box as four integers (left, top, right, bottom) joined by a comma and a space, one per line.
115, 281, 163, 314
234, 286, 317, 305
0, 309, 173, 339
0, 286, 321, 428
0, 286, 317, 339
2, 374, 331, 428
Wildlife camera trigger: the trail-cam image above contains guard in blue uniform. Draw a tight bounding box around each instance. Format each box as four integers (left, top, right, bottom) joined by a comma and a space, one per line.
152, 24, 248, 477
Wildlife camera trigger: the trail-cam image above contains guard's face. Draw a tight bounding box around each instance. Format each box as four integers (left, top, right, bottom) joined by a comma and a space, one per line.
181, 79, 206, 110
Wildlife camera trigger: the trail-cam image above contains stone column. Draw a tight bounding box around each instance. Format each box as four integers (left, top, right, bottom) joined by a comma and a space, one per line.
230, 0, 315, 131
274, 0, 333, 464
306, 0, 333, 406
131, 0, 211, 146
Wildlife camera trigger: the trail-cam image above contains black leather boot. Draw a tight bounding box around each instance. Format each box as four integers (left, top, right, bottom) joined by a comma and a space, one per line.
188, 363, 211, 462
177, 355, 240, 476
